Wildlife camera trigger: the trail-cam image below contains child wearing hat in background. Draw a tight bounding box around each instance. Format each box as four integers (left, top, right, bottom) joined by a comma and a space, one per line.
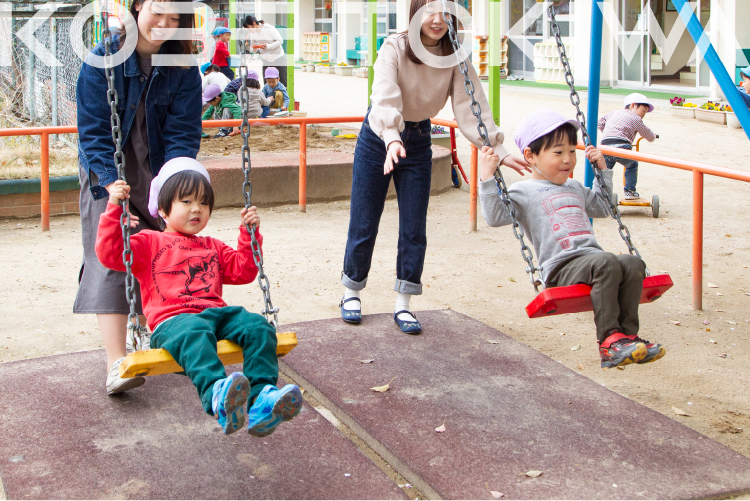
597, 93, 657, 200
478, 108, 665, 369
212, 27, 235, 80
201, 63, 231, 92
224, 70, 275, 118
262, 67, 289, 115
96, 157, 303, 437
202, 83, 241, 138
738, 66, 750, 108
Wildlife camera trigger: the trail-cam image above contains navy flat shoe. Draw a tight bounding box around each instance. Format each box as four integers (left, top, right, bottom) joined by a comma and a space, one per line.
394, 310, 422, 334
340, 297, 362, 324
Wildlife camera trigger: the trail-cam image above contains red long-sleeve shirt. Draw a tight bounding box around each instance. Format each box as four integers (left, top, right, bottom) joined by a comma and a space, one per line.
212, 40, 230, 67
95, 202, 262, 331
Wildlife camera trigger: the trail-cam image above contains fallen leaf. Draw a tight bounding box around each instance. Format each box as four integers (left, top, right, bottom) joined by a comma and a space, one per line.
726, 321, 737, 325
359, 359, 375, 364
672, 406, 690, 417
509, 277, 516, 283
435, 421, 446, 433
370, 376, 396, 393
616, 366, 625, 371
525, 470, 543, 478
671, 321, 681, 325
577, 363, 585, 371
725, 234, 732, 237
707, 328, 711, 332
719, 353, 728, 358
707, 283, 718, 288
485, 483, 503, 499
703, 319, 710, 325
571, 343, 581, 351
481, 333, 501, 345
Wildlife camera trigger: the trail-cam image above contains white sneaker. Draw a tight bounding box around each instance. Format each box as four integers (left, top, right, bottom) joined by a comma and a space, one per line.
106, 357, 145, 395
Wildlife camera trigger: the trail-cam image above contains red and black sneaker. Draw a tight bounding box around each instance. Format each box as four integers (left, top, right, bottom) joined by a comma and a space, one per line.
633, 337, 666, 364
599, 332, 647, 368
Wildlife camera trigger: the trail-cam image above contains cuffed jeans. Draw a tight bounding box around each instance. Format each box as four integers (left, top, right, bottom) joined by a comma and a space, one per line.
546, 252, 646, 342
150, 306, 278, 414
603, 143, 638, 192
342, 111, 433, 296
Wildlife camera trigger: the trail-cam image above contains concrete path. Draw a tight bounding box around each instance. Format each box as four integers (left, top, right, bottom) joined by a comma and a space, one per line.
280, 310, 750, 500
0, 351, 407, 499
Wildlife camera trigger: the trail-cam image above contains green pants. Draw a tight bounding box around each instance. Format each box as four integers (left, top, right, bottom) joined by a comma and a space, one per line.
151, 306, 278, 414
546, 252, 646, 342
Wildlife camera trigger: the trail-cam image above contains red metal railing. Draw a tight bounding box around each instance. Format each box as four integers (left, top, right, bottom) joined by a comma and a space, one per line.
2, 119, 749, 311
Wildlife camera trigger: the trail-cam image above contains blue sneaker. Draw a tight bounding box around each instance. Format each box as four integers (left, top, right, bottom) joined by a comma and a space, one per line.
211, 372, 249, 435
247, 384, 303, 437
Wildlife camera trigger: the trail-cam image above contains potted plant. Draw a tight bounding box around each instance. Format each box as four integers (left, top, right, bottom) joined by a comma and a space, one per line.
430, 125, 452, 149
695, 101, 727, 125
669, 96, 695, 119
725, 105, 742, 129
334, 62, 354, 76
316, 63, 336, 74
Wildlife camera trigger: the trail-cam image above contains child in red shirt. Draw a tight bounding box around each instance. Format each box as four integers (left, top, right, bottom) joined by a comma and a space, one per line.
212, 27, 234, 80
96, 157, 301, 436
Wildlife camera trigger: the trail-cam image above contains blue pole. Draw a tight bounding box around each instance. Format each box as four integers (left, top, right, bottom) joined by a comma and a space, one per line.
585, 0, 604, 189
671, 0, 750, 141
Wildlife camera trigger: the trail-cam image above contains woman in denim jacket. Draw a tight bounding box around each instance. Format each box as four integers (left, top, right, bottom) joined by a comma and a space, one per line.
74, 0, 202, 395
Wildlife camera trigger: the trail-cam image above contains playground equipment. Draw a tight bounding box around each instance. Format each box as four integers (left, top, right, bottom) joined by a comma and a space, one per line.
439, 1, 672, 319
92, 8, 297, 379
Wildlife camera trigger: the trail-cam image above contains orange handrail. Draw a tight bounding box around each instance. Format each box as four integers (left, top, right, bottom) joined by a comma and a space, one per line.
3, 119, 748, 311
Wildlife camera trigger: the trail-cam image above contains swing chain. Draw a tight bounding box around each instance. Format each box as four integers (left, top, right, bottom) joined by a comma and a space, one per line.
548, 6, 643, 262
440, 0, 542, 292
103, 3, 147, 351
238, 17, 280, 329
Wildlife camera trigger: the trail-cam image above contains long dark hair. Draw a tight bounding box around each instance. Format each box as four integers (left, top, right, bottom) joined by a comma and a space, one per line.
401, 0, 458, 65
119, 0, 194, 56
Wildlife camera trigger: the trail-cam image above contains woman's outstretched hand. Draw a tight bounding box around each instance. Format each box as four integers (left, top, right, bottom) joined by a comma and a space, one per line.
384, 141, 406, 175
500, 155, 532, 175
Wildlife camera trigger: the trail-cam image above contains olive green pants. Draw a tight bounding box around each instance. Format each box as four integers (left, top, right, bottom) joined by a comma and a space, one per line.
151, 306, 278, 414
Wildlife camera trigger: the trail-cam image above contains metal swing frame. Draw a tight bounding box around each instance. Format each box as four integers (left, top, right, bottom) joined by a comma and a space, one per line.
438, 1, 672, 319
105, 6, 296, 379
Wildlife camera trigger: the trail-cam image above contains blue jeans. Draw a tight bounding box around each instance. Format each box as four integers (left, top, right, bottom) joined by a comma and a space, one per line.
342, 112, 433, 295
603, 143, 638, 191
260, 106, 270, 118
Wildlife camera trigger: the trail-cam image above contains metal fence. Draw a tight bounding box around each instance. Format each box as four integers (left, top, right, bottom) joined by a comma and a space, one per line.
0, 7, 89, 146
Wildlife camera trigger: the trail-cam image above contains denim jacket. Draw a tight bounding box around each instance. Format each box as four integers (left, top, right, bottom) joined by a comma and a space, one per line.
77, 35, 202, 200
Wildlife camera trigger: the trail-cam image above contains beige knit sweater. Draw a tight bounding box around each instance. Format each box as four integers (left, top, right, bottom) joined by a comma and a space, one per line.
369, 34, 509, 161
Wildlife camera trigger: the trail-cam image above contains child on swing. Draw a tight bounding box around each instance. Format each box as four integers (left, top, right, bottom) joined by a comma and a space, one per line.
478, 109, 665, 369
96, 157, 302, 436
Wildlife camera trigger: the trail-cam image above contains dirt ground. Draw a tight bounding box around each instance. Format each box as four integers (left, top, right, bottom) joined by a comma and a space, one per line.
1, 86, 749, 476
198, 124, 357, 156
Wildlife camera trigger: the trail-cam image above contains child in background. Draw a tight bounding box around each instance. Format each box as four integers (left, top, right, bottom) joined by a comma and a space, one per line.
224, 70, 274, 118
262, 67, 289, 115
96, 157, 303, 436
738, 66, 750, 108
202, 83, 241, 138
201, 63, 231, 92
211, 27, 234, 80
479, 108, 665, 369
597, 93, 656, 200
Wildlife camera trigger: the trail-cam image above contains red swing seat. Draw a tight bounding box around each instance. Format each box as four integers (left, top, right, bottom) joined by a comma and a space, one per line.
525, 274, 673, 318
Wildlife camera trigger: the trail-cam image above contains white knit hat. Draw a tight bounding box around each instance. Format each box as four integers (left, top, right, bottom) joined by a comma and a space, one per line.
148, 157, 210, 218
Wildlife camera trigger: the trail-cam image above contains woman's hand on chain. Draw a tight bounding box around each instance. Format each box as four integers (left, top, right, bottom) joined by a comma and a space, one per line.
500, 154, 532, 176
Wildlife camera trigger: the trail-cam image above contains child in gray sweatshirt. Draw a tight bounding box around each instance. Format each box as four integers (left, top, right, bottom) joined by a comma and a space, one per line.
479, 108, 665, 369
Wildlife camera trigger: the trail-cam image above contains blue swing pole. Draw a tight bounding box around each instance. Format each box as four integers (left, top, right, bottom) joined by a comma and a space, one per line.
670, 0, 750, 141
584, 0, 604, 189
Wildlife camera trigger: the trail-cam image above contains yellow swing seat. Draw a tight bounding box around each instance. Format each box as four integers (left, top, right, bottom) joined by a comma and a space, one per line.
119, 332, 298, 378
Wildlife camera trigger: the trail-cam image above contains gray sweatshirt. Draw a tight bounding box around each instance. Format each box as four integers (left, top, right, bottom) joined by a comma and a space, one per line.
479, 170, 614, 282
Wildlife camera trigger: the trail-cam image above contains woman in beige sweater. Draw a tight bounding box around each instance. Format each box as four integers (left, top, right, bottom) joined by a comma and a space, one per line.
340, 0, 529, 334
